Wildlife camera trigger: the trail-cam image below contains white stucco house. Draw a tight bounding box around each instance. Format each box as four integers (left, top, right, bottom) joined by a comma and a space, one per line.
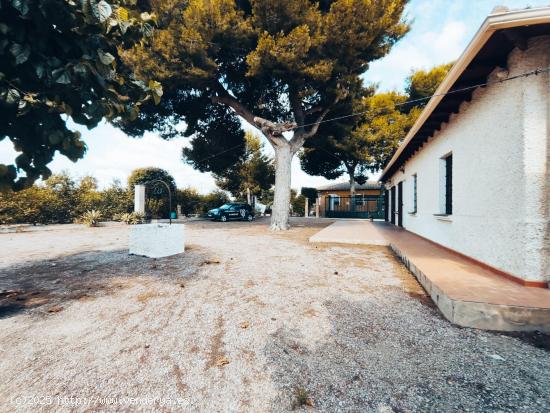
381, 7, 550, 288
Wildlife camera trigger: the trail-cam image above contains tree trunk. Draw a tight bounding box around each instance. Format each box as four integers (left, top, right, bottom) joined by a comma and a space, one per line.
246, 187, 251, 205
349, 174, 356, 196
270, 143, 293, 231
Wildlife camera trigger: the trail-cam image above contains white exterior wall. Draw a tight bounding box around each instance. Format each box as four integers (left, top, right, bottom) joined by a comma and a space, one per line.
385, 36, 550, 283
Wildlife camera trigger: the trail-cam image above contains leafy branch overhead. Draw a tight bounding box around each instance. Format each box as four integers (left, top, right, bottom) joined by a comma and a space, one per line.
0, 0, 162, 191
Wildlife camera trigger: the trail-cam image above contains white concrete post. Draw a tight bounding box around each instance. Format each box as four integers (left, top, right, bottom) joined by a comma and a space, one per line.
304, 198, 308, 217
134, 184, 146, 214
315, 197, 320, 218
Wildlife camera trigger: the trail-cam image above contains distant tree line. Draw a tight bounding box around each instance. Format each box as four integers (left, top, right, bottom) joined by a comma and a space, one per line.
0, 168, 232, 225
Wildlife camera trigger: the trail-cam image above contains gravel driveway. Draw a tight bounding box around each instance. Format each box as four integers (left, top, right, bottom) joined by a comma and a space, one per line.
0, 218, 549, 412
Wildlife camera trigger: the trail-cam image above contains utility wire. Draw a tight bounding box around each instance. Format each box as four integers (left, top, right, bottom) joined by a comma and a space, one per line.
291, 66, 550, 131
187, 142, 246, 164
186, 66, 550, 164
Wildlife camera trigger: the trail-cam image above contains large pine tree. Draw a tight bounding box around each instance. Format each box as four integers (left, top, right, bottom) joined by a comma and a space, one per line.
122, 0, 410, 229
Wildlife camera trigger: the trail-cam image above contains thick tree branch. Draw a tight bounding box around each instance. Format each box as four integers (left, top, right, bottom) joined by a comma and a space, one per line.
211, 82, 298, 149
289, 85, 305, 131
290, 91, 347, 151
304, 106, 323, 115
289, 107, 330, 153
254, 117, 296, 148
211, 82, 258, 128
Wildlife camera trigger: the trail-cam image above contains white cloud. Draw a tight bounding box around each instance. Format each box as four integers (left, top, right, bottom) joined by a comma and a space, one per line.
363, 20, 468, 91
0, 122, 218, 193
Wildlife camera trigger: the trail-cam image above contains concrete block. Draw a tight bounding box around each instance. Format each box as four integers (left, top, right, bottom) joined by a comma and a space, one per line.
129, 223, 185, 258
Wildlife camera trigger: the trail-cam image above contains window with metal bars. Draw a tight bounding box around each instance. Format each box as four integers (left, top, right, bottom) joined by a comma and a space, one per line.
445, 155, 453, 215
412, 174, 417, 213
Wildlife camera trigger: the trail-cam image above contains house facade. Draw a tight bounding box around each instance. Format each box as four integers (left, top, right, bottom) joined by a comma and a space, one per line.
381, 7, 550, 287
317, 182, 383, 218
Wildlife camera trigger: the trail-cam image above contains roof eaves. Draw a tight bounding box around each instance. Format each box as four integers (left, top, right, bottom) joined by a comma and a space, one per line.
380, 6, 550, 181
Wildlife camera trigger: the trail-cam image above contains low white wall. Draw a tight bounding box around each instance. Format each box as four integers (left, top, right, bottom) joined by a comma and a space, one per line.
386, 36, 550, 283
129, 223, 185, 258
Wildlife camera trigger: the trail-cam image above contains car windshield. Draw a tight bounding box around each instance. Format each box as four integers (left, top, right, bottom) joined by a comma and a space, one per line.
219, 204, 231, 210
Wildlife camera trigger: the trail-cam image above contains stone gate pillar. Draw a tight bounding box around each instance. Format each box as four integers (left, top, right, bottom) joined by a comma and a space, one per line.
134, 184, 146, 214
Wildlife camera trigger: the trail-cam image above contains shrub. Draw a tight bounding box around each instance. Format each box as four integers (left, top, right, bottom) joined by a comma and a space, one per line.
128, 167, 176, 218
200, 190, 230, 215
80, 210, 102, 227
119, 212, 144, 225
291, 194, 306, 216
177, 188, 202, 216
145, 198, 165, 219
100, 180, 133, 218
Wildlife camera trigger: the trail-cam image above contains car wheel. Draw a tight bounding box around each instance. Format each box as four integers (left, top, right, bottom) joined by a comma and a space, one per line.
247, 214, 253, 222
220, 215, 227, 222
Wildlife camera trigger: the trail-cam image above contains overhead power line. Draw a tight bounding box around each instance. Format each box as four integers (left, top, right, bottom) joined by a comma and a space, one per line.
188, 66, 550, 164
291, 66, 550, 131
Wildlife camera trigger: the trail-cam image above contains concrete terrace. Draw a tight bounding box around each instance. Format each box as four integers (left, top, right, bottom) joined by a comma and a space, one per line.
310, 220, 550, 332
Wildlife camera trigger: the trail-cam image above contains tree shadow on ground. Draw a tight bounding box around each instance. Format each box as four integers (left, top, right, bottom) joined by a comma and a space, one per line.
0, 246, 208, 319
264, 294, 550, 412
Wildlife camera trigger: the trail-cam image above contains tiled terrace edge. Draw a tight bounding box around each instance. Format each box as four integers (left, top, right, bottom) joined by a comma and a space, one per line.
390, 243, 550, 332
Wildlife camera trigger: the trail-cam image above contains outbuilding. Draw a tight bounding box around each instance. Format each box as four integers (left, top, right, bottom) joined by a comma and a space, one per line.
381, 7, 550, 288
316, 181, 383, 218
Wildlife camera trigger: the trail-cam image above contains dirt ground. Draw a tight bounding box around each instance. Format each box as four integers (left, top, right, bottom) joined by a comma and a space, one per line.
0, 217, 549, 412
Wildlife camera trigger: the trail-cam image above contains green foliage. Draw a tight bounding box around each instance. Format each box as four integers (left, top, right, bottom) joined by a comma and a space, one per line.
41, 171, 78, 222
145, 198, 165, 219
0, 0, 162, 191
127, 167, 176, 218
101, 179, 133, 219
79, 209, 102, 227
0, 172, 132, 224
0, 169, 236, 224
0, 185, 56, 224
127, 167, 176, 195
301, 187, 318, 202
73, 175, 102, 217
252, 188, 274, 208
213, 133, 275, 199
181, 106, 247, 174
300, 63, 451, 185
350, 92, 419, 171
118, 211, 143, 224
176, 187, 202, 216
199, 190, 230, 215
118, 0, 410, 228
291, 194, 306, 216
404, 62, 453, 110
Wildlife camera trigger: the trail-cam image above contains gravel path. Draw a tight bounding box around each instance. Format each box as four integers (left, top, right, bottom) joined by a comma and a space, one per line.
0, 218, 549, 412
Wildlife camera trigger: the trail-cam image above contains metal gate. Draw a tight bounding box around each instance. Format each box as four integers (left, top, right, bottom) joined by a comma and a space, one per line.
325, 194, 385, 219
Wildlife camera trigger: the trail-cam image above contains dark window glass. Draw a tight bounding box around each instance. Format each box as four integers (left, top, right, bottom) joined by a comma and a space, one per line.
413, 174, 417, 213
445, 155, 453, 215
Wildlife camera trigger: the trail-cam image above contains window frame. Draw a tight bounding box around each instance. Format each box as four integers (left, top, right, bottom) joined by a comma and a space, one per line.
437, 152, 453, 216
411, 174, 417, 214
444, 154, 453, 215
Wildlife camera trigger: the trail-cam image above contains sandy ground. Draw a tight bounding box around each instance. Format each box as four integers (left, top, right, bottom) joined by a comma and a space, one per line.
0, 217, 549, 412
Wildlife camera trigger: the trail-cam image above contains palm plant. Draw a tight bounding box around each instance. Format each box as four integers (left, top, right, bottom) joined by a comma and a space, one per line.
80, 210, 102, 227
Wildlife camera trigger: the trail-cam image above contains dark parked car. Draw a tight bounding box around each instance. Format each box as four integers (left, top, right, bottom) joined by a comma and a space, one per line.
207, 203, 255, 222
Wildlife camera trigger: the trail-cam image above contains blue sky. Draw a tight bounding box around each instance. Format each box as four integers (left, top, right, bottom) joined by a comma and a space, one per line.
1, 0, 548, 193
